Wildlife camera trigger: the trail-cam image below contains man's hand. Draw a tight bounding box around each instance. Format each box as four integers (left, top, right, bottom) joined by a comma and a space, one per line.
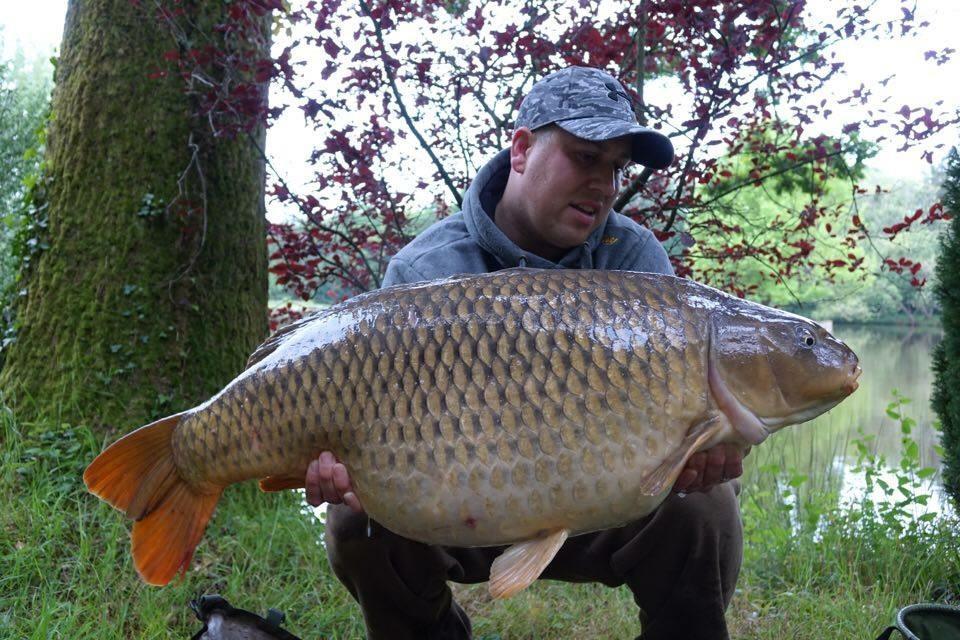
305, 451, 364, 513
671, 444, 747, 494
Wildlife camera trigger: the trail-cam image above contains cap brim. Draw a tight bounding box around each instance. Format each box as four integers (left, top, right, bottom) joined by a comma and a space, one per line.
555, 118, 674, 170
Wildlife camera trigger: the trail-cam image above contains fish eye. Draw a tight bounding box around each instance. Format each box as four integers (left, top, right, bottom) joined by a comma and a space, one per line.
796, 326, 817, 349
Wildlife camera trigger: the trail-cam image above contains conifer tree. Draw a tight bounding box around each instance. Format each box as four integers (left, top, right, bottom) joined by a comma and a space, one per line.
932, 146, 960, 508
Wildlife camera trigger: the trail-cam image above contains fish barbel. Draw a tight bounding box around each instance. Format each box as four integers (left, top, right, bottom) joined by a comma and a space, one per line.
84, 268, 861, 597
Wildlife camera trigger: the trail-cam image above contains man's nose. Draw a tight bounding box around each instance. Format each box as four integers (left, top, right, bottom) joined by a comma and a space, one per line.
590, 165, 618, 197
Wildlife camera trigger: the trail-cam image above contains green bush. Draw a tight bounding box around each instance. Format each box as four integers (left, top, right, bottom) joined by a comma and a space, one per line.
932, 146, 960, 510
0, 48, 52, 294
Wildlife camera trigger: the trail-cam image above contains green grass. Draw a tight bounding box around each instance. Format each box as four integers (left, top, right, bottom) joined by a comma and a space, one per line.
1, 399, 957, 639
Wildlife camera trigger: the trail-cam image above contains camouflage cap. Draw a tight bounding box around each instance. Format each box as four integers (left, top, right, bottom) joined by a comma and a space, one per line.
515, 66, 674, 169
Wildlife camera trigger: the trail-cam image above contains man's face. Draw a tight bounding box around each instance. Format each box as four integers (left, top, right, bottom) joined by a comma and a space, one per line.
505, 126, 632, 259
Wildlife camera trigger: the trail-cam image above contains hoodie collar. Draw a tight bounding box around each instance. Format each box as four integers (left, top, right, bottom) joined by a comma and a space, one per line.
461, 148, 607, 270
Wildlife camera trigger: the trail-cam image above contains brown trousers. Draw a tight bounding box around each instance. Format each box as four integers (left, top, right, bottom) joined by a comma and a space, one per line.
324, 483, 741, 640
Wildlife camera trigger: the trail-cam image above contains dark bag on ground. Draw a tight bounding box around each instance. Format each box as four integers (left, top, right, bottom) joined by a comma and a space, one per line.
189, 595, 302, 640
876, 603, 960, 640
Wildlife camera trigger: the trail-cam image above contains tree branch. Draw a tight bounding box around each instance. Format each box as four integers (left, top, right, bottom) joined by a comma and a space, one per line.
635, 0, 648, 126
247, 131, 380, 287
662, 118, 714, 233
614, 166, 654, 212
358, 0, 462, 207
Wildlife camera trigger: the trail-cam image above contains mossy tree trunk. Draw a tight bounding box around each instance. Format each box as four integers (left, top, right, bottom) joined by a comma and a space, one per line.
933, 146, 960, 510
0, 0, 270, 431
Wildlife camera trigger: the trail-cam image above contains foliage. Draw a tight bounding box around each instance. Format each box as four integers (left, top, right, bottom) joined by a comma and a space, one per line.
849, 391, 941, 530
790, 166, 949, 322
0, 44, 53, 297
0, 403, 362, 639
932, 145, 960, 509
208, 0, 960, 302
740, 391, 959, 631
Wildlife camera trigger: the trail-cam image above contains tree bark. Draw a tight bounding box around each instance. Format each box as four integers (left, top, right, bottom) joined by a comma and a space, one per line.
0, 0, 269, 431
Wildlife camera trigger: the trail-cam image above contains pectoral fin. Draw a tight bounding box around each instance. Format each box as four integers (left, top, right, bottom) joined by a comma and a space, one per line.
488, 528, 569, 599
638, 415, 724, 496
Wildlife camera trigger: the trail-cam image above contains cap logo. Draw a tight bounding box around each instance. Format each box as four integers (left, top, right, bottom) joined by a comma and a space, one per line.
604, 81, 629, 104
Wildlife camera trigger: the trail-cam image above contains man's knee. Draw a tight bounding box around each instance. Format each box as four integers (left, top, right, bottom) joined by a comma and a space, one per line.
614, 485, 742, 639
323, 505, 465, 636
652, 483, 742, 573
613, 483, 742, 585
668, 482, 742, 541
324, 504, 453, 602
324, 504, 374, 569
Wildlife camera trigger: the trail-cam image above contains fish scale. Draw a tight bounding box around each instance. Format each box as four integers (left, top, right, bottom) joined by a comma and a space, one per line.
85, 268, 860, 594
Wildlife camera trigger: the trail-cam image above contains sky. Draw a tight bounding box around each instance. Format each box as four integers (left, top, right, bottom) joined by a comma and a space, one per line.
2, 0, 958, 191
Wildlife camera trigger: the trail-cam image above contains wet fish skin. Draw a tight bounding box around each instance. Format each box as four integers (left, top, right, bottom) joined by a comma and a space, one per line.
84, 268, 860, 592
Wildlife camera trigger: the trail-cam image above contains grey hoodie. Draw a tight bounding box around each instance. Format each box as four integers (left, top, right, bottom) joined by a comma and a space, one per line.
381, 149, 674, 288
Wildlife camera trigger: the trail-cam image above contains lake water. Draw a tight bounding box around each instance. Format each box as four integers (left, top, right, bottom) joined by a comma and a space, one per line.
744, 322, 952, 518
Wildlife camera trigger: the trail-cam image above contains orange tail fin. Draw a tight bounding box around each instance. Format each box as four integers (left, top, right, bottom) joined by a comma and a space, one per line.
83, 412, 222, 586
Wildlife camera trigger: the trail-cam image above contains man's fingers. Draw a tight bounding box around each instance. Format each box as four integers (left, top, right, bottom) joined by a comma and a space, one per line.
317, 453, 340, 504
680, 452, 707, 492
724, 448, 744, 481
343, 491, 364, 513
305, 459, 323, 507
686, 451, 706, 475
332, 462, 352, 496
672, 468, 698, 493
701, 446, 726, 487
671, 445, 748, 495
331, 461, 364, 513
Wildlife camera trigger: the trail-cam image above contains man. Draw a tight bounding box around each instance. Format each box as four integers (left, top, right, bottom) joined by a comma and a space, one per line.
306, 66, 745, 639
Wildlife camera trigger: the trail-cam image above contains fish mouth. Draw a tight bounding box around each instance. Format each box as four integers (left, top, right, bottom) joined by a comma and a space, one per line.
848, 363, 862, 394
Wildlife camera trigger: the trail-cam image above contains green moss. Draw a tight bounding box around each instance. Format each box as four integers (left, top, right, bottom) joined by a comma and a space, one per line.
0, 0, 268, 431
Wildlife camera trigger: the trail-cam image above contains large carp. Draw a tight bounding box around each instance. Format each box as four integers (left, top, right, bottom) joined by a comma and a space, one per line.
85, 268, 860, 597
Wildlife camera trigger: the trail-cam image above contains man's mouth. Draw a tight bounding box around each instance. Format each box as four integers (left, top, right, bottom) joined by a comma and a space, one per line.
570, 202, 600, 217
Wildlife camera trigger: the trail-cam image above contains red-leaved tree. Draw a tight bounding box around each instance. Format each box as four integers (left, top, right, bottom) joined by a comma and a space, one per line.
153, 0, 957, 326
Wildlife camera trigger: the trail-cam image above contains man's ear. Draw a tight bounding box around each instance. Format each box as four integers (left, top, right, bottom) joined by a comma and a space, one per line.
510, 127, 534, 174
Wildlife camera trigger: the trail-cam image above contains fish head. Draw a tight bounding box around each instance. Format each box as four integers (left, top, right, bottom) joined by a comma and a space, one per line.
709, 308, 861, 444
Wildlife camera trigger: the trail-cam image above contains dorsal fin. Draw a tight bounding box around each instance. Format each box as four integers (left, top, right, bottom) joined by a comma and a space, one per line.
245, 310, 326, 370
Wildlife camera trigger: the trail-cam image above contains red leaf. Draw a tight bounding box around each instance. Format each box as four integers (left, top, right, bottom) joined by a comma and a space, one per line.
323, 39, 341, 58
